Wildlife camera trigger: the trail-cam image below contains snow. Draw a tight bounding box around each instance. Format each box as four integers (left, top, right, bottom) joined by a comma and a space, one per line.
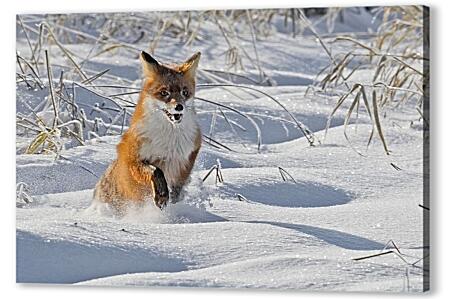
16, 9, 426, 292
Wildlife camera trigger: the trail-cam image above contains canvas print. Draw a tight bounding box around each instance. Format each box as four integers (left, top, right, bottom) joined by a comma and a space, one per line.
16, 5, 429, 292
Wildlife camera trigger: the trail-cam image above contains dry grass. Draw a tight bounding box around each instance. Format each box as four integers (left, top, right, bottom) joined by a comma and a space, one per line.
304, 6, 427, 155
16, 9, 325, 156
16, 7, 427, 157
202, 159, 225, 185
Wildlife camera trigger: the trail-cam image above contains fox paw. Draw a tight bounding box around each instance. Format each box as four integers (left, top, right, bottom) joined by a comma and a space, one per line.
154, 192, 169, 209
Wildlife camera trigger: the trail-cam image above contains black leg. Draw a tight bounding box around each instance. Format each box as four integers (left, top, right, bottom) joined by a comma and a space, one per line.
141, 161, 169, 209
170, 185, 184, 204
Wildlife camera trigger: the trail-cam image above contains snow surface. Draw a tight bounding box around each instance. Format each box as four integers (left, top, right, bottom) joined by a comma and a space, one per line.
16, 10, 426, 292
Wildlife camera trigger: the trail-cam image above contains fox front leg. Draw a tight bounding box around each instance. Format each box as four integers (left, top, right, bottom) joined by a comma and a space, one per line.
152, 167, 170, 209
140, 160, 169, 209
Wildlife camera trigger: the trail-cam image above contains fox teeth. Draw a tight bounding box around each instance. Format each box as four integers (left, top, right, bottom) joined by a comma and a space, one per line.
163, 109, 183, 123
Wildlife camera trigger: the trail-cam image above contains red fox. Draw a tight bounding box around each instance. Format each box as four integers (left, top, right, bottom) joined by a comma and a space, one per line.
93, 51, 202, 214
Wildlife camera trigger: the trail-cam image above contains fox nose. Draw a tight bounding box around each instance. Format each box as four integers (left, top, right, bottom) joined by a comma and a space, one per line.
174, 104, 184, 111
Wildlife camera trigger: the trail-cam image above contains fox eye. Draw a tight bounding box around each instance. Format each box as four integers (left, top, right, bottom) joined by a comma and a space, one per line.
182, 89, 190, 98
160, 90, 169, 97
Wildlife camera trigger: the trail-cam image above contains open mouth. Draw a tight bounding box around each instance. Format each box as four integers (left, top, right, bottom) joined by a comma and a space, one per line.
163, 109, 183, 124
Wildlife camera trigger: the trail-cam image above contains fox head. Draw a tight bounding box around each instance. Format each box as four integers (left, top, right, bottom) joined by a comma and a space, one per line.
139, 51, 201, 124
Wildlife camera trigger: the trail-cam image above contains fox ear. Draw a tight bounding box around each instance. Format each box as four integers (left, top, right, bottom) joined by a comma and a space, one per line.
179, 52, 201, 76
140, 51, 160, 77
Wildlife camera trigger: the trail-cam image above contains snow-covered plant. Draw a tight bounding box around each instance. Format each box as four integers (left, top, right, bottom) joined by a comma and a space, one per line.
16, 182, 33, 206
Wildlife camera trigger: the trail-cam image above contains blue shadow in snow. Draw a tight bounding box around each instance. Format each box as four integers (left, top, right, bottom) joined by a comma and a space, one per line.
223, 180, 353, 208
248, 221, 385, 251
16, 230, 187, 284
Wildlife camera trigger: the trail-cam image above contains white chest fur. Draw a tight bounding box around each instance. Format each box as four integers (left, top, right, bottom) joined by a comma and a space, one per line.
136, 100, 199, 186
